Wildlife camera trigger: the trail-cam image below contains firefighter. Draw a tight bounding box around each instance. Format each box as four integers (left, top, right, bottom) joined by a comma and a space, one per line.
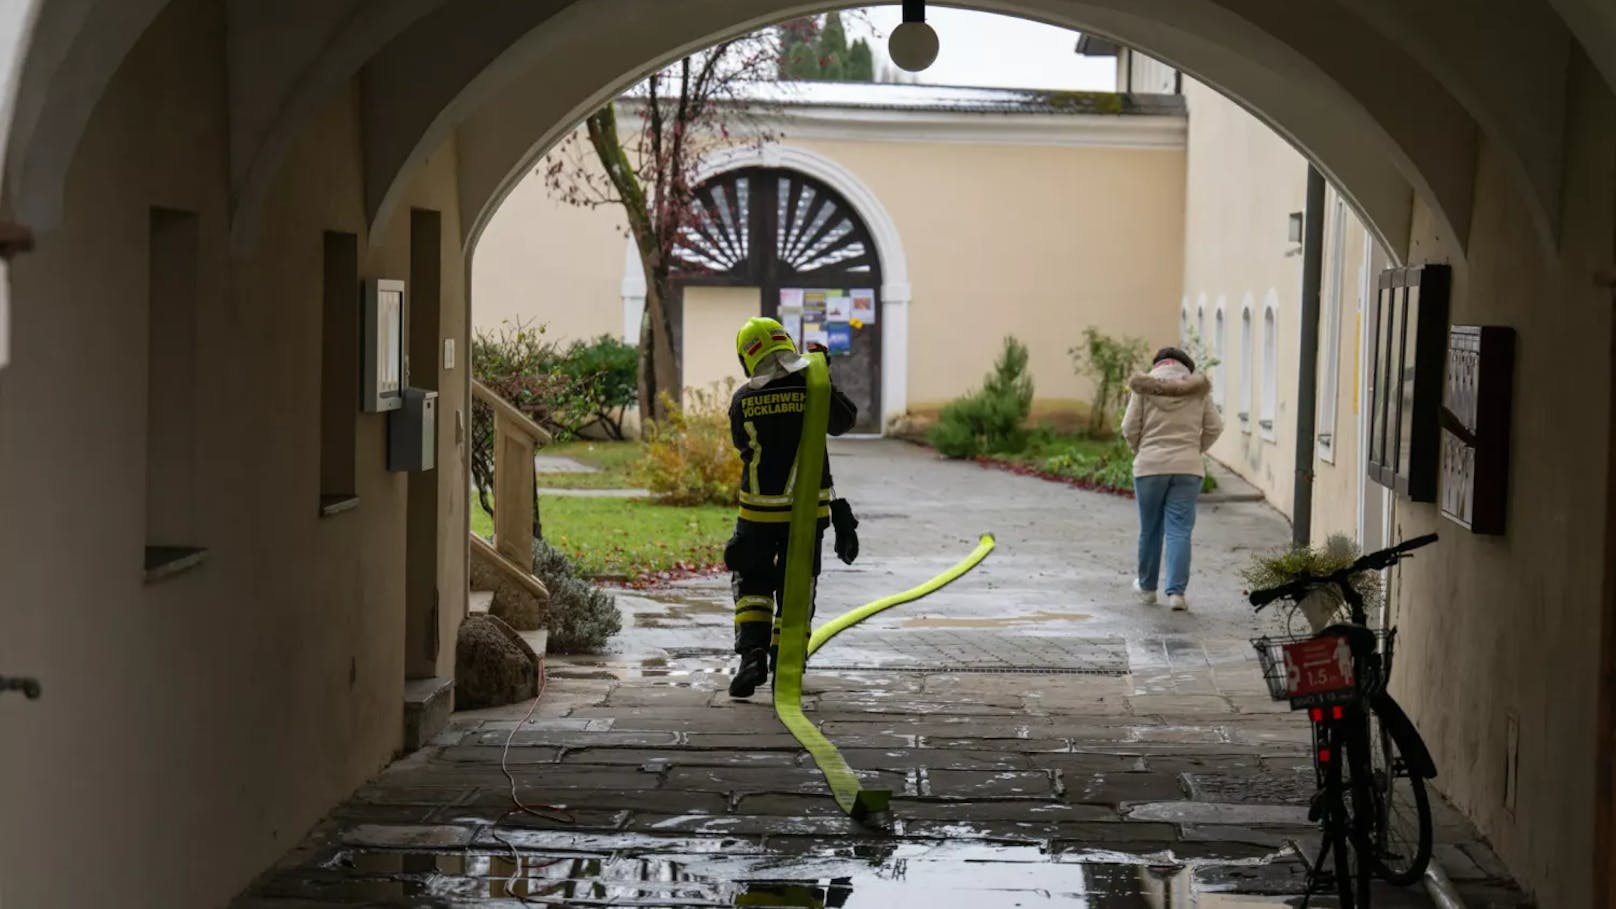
725, 316, 860, 698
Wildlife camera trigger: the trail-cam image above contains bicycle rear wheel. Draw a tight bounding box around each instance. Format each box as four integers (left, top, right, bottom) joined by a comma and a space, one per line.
1368, 708, 1434, 884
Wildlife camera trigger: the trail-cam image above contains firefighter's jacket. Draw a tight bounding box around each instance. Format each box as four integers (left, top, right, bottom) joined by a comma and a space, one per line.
728, 370, 857, 525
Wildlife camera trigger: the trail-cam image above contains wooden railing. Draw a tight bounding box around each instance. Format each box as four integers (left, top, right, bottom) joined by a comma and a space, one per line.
472, 379, 552, 570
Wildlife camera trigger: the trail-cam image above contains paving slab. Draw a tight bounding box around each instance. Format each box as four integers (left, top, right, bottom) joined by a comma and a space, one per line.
1061, 770, 1188, 805
924, 769, 1058, 799
561, 747, 798, 768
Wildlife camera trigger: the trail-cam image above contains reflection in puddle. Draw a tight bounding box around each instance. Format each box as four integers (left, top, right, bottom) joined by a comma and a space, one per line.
307, 839, 1314, 906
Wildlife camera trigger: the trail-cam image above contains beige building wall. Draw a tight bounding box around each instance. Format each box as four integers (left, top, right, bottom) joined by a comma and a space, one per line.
1308, 189, 1381, 543
472, 126, 1187, 427
0, 2, 468, 905
802, 136, 1184, 419
1180, 79, 1306, 513
681, 285, 758, 400
1388, 78, 1614, 907
1181, 65, 1616, 909
471, 151, 628, 344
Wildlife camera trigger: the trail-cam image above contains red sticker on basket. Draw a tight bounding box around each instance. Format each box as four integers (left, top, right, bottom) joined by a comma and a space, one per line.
1282, 636, 1356, 706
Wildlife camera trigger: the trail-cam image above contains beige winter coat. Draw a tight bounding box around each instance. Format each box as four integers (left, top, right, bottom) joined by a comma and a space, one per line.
1120, 363, 1224, 477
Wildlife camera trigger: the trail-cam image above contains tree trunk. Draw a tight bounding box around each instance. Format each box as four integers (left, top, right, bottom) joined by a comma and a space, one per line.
636, 276, 680, 424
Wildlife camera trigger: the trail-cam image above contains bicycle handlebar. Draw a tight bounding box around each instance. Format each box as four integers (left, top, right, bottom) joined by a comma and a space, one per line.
1247, 533, 1438, 610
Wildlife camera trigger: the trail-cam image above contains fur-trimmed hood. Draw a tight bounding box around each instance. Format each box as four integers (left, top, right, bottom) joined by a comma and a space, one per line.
1128, 369, 1211, 399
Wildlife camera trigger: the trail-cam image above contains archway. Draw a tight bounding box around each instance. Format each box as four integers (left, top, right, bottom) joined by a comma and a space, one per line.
2, 4, 1613, 908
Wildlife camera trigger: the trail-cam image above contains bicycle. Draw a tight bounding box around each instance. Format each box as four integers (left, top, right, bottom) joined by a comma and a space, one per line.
1247, 533, 1440, 909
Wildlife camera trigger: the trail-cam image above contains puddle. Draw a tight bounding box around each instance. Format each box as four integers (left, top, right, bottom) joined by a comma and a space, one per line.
902, 611, 1094, 629
289, 838, 1320, 906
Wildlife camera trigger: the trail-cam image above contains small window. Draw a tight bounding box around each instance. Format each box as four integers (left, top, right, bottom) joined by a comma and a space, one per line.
1212, 299, 1226, 406
1179, 300, 1190, 345
1195, 294, 1206, 345
1317, 198, 1347, 463
320, 232, 360, 516
145, 208, 206, 582
1239, 297, 1254, 432
1261, 293, 1279, 441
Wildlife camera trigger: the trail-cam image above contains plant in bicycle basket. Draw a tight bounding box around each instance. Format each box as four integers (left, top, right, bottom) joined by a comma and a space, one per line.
1242, 533, 1383, 632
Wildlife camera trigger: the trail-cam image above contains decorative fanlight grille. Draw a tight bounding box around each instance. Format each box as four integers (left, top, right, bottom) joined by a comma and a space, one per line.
671, 175, 750, 275
670, 168, 878, 281
775, 175, 875, 275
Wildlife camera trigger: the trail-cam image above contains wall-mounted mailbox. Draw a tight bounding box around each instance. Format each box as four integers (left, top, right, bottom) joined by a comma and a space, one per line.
362, 278, 406, 413
388, 388, 437, 472
1440, 325, 1514, 534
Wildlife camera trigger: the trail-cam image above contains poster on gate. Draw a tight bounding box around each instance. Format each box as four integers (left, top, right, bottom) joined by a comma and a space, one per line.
850, 289, 876, 324
826, 321, 853, 355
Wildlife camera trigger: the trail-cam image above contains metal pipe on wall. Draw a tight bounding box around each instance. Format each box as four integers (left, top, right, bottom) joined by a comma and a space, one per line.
1293, 165, 1326, 546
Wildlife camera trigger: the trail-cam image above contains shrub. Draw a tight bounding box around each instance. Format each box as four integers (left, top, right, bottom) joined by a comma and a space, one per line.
471, 322, 573, 532
928, 336, 1035, 459
555, 334, 638, 440
471, 323, 643, 529
1043, 439, 1134, 491
1041, 441, 1220, 494
637, 383, 741, 506
1069, 327, 1149, 436
531, 539, 622, 654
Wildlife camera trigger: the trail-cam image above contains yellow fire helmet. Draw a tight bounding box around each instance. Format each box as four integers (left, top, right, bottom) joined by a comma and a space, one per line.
735, 316, 798, 376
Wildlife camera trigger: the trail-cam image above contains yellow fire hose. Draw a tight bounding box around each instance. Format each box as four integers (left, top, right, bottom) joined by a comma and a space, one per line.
774, 353, 995, 828
807, 532, 996, 659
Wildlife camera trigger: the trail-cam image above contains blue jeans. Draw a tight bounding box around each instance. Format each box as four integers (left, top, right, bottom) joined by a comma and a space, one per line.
1135, 474, 1201, 596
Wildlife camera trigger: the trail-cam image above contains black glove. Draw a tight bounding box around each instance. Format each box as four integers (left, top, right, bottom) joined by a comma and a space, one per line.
830, 498, 859, 565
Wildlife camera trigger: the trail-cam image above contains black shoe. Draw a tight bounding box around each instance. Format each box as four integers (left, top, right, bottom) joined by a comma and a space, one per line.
729, 649, 769, 698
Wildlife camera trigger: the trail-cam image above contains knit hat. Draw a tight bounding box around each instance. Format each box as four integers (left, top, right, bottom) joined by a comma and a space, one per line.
1153, 346, 1195, 373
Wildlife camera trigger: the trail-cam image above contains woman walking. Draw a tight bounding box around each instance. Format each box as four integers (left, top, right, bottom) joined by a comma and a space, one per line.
1121, 347, 1223, 610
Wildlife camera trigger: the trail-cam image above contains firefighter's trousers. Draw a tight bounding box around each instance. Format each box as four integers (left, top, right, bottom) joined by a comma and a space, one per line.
725, 518, 825, 656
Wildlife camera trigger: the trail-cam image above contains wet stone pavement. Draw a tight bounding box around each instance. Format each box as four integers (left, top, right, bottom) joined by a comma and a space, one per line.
237, 441, 1530, 907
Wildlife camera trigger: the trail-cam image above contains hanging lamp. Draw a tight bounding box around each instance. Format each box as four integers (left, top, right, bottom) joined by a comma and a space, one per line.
889, 0, 940, 72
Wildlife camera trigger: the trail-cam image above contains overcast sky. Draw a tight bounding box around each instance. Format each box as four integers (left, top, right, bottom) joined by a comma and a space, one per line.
848, 6, 1117, 91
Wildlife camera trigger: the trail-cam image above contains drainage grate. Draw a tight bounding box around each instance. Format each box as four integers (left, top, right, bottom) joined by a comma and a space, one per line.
810, 631, 1130, 676
808, 663, 1127, 676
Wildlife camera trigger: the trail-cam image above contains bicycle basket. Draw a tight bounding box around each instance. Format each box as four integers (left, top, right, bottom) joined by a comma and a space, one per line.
1251, 633, 1361, 709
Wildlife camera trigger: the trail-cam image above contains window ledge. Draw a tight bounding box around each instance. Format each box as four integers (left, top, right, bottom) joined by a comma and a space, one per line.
144, 546, 208, 584
320, 494, 360, 518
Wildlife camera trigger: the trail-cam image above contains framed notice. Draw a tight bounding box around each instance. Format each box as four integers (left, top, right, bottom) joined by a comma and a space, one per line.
362, 278, 407, 413
1366, 265, 1449, 501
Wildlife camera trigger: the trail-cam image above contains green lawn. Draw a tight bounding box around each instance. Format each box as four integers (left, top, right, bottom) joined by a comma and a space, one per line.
472, 494, 734, 581
534, 440, 645, 489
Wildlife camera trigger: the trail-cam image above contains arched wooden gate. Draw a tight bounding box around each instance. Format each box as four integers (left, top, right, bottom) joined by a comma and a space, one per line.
671, 167, 884, 433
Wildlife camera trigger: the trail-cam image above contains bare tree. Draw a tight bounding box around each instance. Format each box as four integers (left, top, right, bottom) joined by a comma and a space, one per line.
543, 36, 783, 423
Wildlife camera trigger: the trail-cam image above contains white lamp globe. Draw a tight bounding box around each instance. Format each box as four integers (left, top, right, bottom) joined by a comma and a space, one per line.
889, 21, 939, 72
